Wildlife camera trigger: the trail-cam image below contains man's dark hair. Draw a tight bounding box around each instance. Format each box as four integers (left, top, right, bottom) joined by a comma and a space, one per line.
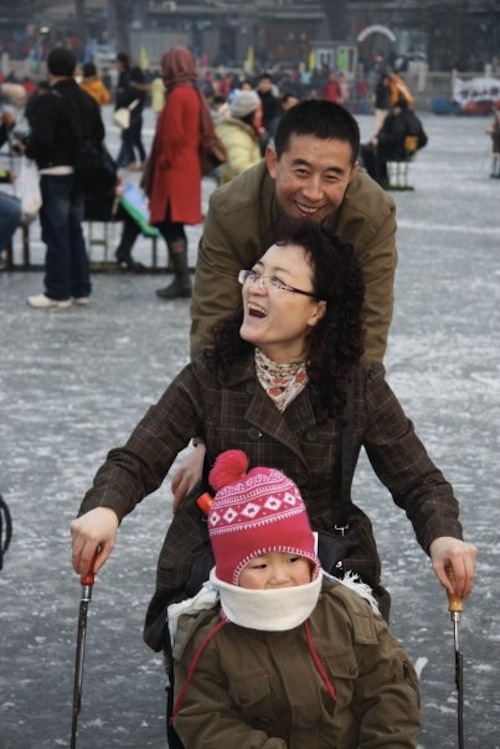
116, 52, 130, 68
47, 47, 76, 77
82, 62, 97, 78
281, 91, 299, 106
211, 218, 365, 417
274, 100, 360, 163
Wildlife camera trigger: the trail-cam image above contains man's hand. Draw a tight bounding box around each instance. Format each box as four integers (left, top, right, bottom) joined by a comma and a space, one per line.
429, 536, 477, 599
70, 507, 119, 578
171, 443, 206, 510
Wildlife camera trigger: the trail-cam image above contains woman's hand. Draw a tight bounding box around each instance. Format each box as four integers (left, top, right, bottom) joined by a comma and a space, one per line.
171, 443, 206, 510
429, 536, 477, 599
70, 507, 119, 578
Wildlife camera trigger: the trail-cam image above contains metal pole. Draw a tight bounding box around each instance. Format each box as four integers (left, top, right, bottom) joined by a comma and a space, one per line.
70, 567, 96, 749
447, 565, 465, 749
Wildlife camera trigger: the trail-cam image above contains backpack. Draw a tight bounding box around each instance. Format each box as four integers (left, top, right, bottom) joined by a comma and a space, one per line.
53, 88, 117, 197
0, 495, 12, 571
72, 137, 117, 196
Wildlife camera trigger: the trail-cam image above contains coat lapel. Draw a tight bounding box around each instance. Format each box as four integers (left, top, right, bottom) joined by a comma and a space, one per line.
223, 354, 319, 466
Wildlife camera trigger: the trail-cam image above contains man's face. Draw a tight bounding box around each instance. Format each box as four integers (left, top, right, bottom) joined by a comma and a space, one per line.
258, 77, 272, 93
266, 134, 358, 223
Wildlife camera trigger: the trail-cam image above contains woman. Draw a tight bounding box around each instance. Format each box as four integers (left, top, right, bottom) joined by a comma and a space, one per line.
215, 88, 262, 184
80, 62, 111, 106
71, 218, 475, 660
146, 46, 204, 300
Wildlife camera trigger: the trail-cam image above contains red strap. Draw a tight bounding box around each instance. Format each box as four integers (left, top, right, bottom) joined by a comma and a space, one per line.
170, 617, 227, 724
304, 620, 338, 704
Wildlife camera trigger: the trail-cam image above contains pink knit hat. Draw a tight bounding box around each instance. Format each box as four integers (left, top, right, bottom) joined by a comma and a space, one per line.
208, 450, 320, 585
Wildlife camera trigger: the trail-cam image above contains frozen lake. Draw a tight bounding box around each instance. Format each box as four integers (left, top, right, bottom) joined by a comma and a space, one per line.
0, 107, 499, 748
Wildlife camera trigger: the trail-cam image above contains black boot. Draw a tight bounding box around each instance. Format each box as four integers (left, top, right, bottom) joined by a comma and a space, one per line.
156, 241, 192, 299
115, 216, 143, 271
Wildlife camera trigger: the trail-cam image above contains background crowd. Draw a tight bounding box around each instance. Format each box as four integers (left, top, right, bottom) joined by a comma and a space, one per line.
0, 48, 431, 278
0, 38, 484, 749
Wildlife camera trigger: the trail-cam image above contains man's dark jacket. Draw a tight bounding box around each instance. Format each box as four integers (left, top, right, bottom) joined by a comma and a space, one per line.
25, 78, 104, 169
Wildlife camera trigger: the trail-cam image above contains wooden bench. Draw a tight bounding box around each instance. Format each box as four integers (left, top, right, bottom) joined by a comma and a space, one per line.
387, 135, 420, 191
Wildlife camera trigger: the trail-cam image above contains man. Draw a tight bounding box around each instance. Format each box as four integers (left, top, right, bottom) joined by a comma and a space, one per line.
0, 110, 21, 264
191, 99, 395, 362
257, 72, 283, 151
24, 47, 105, 309
361, 97, 428, 188
174, 99, 397, 502
114, 52, 148, 170
280, 91, 300, 112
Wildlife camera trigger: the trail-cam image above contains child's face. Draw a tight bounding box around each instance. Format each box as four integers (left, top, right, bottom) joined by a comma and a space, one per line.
238, 552, 312, 590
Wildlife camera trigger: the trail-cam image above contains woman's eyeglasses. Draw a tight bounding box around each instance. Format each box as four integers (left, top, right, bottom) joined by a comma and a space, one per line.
238, 269, 317, 298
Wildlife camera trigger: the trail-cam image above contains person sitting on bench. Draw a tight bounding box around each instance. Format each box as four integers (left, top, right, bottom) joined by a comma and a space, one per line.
360, 97, 428, 189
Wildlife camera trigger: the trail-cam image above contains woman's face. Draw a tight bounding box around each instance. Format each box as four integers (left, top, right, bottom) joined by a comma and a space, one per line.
239, 242, 326, 363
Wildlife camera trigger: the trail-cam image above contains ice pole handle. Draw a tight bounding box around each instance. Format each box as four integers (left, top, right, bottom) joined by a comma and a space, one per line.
446, 564, 464, 613
80, 551, 98, 586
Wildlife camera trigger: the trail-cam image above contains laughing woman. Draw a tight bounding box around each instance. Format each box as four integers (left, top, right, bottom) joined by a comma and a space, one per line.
71, 218, 476, 673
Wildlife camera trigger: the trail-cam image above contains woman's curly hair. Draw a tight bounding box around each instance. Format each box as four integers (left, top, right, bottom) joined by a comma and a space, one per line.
211, 218, 365, 417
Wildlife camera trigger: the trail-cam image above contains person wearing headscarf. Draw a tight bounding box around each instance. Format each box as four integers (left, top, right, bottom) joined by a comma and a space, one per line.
144, 46, 206, 300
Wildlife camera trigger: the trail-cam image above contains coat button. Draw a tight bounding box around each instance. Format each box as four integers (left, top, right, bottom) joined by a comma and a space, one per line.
305, 428, 319, 442
245, 382, 254, 395
295, 473, 309, 488
247, 427, 263, 441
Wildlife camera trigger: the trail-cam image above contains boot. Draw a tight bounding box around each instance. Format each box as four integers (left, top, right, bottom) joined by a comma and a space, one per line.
156, 241, 192, 299
115, 216, 142, 270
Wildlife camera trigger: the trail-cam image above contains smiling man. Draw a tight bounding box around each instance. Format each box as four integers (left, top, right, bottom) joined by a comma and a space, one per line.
191, 99, 397, 363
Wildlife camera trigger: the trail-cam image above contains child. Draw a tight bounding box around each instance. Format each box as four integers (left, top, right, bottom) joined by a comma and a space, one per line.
168, 449, 421, 748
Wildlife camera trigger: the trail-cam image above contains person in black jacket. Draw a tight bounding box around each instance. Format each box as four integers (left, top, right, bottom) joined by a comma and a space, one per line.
22, 47, 106, 309
360, 97, 428, 189
257, 73, 283, 153
114, 52, 148, 170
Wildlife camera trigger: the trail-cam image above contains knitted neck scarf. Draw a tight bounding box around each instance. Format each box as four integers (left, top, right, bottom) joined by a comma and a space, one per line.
255, 348, 308, 412
170, 572, 337, 723
210, 567, 322, 630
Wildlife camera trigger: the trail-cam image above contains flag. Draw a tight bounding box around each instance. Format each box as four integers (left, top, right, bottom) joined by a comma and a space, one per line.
139, 46, 149, 71
308, 50, 316, 73
244, 46, 254, 74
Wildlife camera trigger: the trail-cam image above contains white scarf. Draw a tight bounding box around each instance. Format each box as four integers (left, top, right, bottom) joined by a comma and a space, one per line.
210, 567, 322, 631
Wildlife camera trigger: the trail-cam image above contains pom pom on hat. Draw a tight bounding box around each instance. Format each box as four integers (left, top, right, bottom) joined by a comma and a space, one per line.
208, 449, 249, 491
229, 89, 261, 119
207, 450, 320, 585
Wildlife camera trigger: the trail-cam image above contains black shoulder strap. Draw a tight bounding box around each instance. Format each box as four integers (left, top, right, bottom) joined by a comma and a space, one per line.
331, 374, 355, 530
52, 87, 95, 141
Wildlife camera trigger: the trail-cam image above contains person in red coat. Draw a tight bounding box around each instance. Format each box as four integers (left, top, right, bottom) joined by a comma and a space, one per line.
145, 46, 204, 300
